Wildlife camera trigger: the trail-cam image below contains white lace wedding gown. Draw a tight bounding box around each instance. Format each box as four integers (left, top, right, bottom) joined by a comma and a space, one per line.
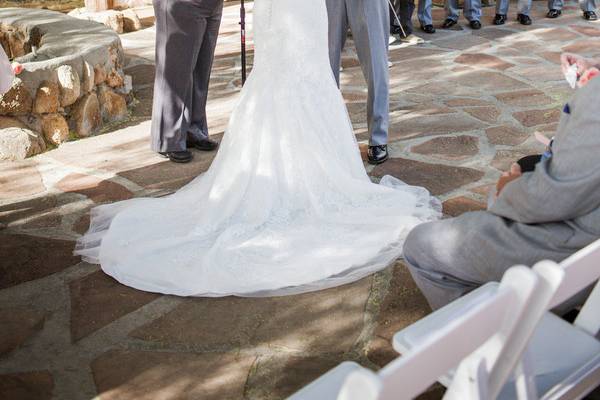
75, 0, 441, 297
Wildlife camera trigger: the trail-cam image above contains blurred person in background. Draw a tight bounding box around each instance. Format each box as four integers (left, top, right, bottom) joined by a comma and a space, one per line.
548, 0, 597, 20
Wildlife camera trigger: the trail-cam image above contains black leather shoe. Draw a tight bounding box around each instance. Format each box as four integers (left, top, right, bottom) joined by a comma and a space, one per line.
159, 150, 193, 163
546, 9, 562, 18
469, 20, 482, 29
517, 13, 532, 25
391, 25, 403, 35
494, 14, 507, 25
584, 11, 598, 20
442, 18, 457, 29
421, 24, 436, 34
368, 145, 389, 165
187, 136, 219, 151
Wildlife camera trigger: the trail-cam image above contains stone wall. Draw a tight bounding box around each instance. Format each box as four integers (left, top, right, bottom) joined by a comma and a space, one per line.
0, 8, 132, 161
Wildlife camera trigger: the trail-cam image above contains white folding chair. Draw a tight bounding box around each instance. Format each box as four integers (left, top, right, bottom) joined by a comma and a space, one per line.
288, 265, 553, 400
394, 238, 600, 400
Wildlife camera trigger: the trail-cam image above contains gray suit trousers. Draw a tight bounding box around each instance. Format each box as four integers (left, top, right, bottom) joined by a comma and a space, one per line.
151, 0, 223, 152
446, 0, 482, 21
496, 0, 532, 15
548, 0, 597, 12
327, 0, 390, 146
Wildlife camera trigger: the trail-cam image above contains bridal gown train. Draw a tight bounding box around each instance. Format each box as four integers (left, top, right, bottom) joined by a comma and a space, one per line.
75, 0, 441, 296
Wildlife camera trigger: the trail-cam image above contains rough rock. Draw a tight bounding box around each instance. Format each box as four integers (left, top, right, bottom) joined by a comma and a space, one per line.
106, 69, 125, 88
82, 61, 95, 93
97, 10, 125, 34
122, 9, 143, 32
6, 30, 28, 59
71, 93, 101, 137
0, 117, 46, 160
57, 65, 81, 107
94, 64, 108, 85
0, 78, 33, 115
33, 81, 60, 114
41, 114, 69, 145
98, 86, 128, 123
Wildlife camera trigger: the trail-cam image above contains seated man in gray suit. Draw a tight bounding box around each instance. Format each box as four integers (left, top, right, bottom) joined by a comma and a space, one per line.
403, 55, 600, 310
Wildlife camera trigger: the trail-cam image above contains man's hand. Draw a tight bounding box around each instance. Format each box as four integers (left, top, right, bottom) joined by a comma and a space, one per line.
578, 67, 600, 88
561, 53, 598, 79
496, 163, 522, 196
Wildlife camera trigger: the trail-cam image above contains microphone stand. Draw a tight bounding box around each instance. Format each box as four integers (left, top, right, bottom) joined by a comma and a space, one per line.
240, 0, 247, 86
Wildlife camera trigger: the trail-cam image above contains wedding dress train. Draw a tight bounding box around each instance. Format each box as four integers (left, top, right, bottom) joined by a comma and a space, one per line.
75, 0, 441, 296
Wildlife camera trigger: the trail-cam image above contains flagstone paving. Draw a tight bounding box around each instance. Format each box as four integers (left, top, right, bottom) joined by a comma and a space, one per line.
1, 1, 600, 399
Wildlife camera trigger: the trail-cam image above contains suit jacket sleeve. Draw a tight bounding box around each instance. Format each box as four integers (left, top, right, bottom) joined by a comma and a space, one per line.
489, 78, 600, 224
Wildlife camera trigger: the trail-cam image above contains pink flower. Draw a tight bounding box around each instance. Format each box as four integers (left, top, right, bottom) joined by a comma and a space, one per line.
11, 62, 23, 75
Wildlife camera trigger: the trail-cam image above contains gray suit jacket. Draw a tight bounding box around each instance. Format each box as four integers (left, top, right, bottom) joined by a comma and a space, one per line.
490, 77, 600, 250
402, 77, 600, 310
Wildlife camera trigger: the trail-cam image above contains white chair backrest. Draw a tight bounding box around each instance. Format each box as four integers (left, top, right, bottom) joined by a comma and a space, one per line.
352, 266, 542, 400
485, 261, 565, 398
552, 238, 600, 336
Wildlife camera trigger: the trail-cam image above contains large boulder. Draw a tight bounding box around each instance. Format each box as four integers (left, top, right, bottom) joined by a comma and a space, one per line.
0, 117, 46, 160
68, 9, 124, 34
82, 61, 95, 93
98, 85, 127, 123
71, 93, 101, 137
33, 81, 60, 114
0, 78, 33, 116
94, 64, 107, 85
57, 65, 81, 107
41, 113, 69, 145
6, 30, 28, 59
122, 9, 143, 32
106, 68, 125, 88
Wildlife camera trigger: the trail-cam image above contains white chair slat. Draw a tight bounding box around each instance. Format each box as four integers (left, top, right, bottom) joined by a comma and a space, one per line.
573, 279, 600, 336
551, 238, 600, 309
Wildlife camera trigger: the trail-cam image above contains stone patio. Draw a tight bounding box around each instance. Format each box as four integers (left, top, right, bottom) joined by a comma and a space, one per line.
1, 1, 600, 399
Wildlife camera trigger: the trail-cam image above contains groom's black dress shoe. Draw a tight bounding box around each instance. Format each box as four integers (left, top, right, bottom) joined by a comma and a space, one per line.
187, 136, 219, 151
469, 20, 482, 29
546, 9, 562, 18
494, 14, 507, 25
421, 24, 436, 34
517, 13, 532, 25
442, 18, 457, 29
159, 150, 193, 163
368, 145, 389, 165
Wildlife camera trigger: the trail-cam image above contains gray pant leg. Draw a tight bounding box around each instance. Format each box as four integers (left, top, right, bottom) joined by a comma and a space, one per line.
188, 7, 223, 141
496, 0, 510, 15
548, 0, 564, 10
402, 211, 579, 310
464, 0, 482, 21
445, 0, 460, 21
417, 0, 433, 25
326, 0, 348, 86
151, 0, 220, 152
580, 0, 597, 12
518, 0, 533, 15
346, 0, 390, 146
